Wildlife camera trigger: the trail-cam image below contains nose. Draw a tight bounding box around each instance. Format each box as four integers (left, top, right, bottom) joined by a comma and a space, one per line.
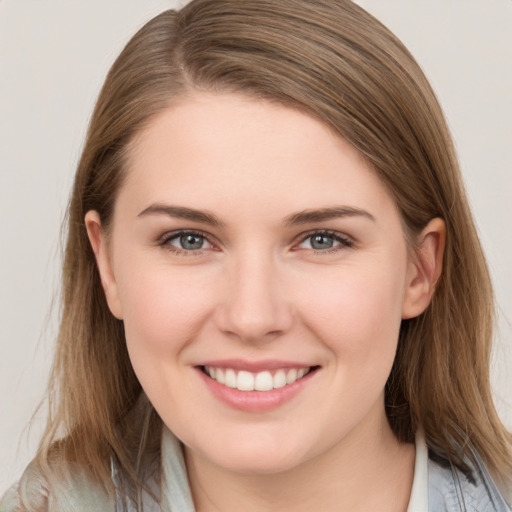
214, 252, 293, 344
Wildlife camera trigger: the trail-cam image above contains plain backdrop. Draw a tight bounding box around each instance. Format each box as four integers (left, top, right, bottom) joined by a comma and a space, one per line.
1, 0, 511, 495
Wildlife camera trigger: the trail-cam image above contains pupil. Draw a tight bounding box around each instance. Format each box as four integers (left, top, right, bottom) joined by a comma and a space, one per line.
181, 234, 204, 250
311, 235, 333, 249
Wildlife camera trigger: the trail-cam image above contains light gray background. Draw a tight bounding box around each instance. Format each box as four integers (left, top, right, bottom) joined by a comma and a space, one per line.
1, 0, 511, 495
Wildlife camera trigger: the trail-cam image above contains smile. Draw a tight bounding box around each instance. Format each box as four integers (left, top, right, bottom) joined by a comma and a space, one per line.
202, 366, 313, 392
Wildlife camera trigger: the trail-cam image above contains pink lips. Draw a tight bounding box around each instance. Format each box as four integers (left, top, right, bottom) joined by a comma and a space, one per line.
195, 359, 318, 413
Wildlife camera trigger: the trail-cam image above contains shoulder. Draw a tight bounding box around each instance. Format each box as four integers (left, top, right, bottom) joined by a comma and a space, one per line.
0, 484, 23, 512
0, 463, 49, 512
0, 462, 115, 512
428, 449, 511, 512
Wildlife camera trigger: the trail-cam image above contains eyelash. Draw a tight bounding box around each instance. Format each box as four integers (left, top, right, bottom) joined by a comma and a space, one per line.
295, 230, 354, 254
158, 230, 214, 256
158, 229, 354, 256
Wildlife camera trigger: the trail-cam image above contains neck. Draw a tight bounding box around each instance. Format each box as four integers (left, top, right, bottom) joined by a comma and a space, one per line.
184, 410, 415, 512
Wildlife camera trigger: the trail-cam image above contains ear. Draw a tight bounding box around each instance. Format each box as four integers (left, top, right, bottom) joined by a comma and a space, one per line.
402, 217, 446, 319
84, 210, 123, 319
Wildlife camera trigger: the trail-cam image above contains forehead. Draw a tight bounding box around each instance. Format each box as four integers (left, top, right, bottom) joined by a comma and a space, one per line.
121, 92, 398, 222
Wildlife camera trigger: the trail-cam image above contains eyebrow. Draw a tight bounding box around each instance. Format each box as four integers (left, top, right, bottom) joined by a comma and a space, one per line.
137, 203, 375, 227
137, 204, 225, 227
283, 206, 375, 226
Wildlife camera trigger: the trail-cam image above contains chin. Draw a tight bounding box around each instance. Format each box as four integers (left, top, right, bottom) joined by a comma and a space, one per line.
191, 435, 312, 476
215, 452, 306, 476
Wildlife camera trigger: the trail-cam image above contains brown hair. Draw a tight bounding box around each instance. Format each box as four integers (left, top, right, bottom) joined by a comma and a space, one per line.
27, 0, 512, 502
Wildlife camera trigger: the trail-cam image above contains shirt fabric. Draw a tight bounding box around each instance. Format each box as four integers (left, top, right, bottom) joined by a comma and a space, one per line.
407, 430, 429, 512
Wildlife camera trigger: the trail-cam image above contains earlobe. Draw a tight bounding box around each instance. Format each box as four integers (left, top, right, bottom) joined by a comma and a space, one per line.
402, 218, 446, 319
84, 211, 123, 319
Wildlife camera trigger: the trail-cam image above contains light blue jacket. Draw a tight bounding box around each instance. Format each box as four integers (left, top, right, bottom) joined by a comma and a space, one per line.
427, 447, 510, 512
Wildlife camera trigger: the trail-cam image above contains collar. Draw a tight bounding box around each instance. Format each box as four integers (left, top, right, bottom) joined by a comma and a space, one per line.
407, 430, 429, 512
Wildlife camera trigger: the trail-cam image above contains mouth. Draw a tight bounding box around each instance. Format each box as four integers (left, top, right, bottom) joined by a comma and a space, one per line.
200, 365, 317, 392
196, 359, 321, 411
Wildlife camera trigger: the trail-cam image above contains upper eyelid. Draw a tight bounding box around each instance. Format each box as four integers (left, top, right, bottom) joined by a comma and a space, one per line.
294, 229, 353, 244
157, 229, 217, 251
159, 228, 213, 243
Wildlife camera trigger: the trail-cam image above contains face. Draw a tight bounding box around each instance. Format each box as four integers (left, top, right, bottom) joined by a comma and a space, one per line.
87, 93, 439, 475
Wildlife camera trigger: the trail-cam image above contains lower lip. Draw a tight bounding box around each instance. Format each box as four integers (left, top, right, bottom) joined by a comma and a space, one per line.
196, 367, 317, 413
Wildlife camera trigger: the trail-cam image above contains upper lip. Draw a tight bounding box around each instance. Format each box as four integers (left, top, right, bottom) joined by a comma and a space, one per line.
197, 359, 316, 372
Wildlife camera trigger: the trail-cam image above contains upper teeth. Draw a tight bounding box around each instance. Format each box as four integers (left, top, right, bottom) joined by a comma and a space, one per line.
204, 366, 311, 391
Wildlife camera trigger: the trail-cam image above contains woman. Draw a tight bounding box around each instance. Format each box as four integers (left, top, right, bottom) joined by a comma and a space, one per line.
2, 1, 511, 510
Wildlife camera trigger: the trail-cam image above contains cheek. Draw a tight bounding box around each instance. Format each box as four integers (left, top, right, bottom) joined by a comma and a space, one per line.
115, 261, 219, 415
115, 259, 216, 358
297, 256, 406, 367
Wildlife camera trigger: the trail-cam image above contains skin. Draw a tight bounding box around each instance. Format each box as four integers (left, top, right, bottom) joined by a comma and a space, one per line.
86, 92, 445, 512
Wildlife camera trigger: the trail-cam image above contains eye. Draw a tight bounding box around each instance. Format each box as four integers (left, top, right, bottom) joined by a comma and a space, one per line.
297, 231, 353, 251
161, 231, 213, 252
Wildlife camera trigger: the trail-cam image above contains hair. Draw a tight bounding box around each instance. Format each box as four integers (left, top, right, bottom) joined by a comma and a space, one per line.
19, 0, 512, 505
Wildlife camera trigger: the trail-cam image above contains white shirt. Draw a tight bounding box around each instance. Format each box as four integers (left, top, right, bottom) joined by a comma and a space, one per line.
407, 430, 429, 512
